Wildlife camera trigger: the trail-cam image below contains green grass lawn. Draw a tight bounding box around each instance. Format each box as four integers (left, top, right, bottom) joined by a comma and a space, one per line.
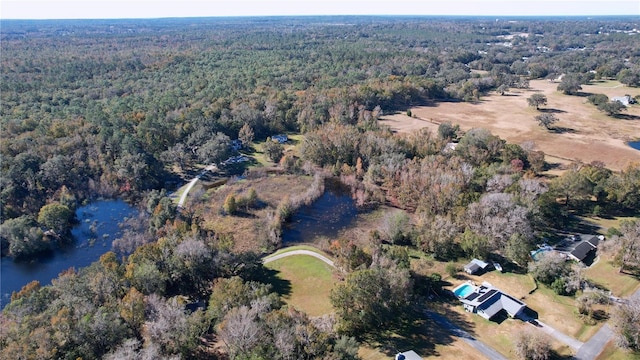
585, 255, 640, 298
596, 340, 640, 360
264, 252, 335, 317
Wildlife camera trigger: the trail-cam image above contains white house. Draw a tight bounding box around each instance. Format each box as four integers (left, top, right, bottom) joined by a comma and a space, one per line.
453, 282, 526, 320
611, 95, 634, 106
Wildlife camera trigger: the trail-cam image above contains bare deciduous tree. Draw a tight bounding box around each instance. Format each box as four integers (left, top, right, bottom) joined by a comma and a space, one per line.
514, 330, 552, 360
610, 298, 640, 352
218, 305, 262, 359
465, 192, 532, 253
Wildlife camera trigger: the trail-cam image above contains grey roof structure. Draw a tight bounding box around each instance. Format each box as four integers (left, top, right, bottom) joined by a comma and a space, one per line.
397, 350, 422, 360
464, 258, 490, 274
457, 283, 526, 320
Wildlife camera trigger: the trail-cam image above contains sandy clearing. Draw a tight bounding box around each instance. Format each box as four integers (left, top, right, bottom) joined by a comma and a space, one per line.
380, 80, 640, 171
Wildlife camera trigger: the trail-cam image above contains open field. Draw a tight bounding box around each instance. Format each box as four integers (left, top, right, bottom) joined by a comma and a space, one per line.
585, 254, 640, 298
596, 340, 640, 360
264, 252, 336, 317
380, 80, 640, 171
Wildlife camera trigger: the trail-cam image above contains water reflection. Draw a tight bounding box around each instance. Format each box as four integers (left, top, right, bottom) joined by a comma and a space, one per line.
282, 180, 358, 244
1, 199, 137, 308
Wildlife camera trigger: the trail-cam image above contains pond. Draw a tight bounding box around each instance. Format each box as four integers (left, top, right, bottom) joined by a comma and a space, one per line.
1, 199, 138, 308
282, 180, 358, 244
629, 141, 640, 151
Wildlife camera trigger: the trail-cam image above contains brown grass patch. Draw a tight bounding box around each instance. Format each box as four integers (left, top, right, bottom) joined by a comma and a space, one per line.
596, 339, 640, 360
201, 175, 313, 252
380, 80, 640, 171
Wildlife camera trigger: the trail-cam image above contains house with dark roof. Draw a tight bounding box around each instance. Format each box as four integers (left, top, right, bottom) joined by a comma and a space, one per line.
463, 258, 490, 275
453, 282, 526, 320
569, 234, 602, 263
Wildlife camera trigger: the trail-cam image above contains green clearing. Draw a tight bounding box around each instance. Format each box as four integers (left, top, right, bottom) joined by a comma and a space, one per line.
596, 340, 640, 360
264, 253, 336, 317
585, 256, 640, 298
579, 215, 640, 234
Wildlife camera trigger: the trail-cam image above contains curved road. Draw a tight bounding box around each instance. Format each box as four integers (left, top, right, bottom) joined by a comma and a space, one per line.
262, 249, 335, 267
177, 164, 216, 208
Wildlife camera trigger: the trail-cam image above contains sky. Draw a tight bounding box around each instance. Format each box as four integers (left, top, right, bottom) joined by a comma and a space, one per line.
1, 0, 639, 20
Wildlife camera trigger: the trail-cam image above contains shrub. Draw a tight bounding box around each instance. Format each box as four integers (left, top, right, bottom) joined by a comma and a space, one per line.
445, 262, 459, 278
223, 194, 237, 215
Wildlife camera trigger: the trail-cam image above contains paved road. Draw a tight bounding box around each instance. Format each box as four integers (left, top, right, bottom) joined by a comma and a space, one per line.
177, 164, 216, 208
575, 287, 640, 360
533, 319, 584, 351
262, 249, 335, 267
575, 324, 613, 360
425, 310, 508, 360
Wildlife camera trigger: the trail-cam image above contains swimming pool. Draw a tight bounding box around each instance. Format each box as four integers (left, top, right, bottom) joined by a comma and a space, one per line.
453, 283, 474, 298
530, 246, 553, 261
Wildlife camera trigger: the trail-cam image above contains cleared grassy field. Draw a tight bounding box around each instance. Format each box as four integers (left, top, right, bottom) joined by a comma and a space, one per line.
596, 340, 640, 360
584, 255, 640, 298
380, 79, 640, 171
264, 253, 336, 317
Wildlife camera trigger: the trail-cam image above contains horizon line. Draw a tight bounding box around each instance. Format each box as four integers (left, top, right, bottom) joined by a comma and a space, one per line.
2, 13, 638, 22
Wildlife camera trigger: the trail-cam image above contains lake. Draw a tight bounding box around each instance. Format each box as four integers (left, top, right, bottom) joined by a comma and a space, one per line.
0, 199, 137, 308
629, 141, 640, 151
282, 180, 358, 244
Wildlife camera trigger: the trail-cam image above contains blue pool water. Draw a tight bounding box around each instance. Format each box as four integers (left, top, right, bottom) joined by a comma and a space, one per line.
530, 246, 553, 261
454, 284, 474, 298
629, 141, 640, 151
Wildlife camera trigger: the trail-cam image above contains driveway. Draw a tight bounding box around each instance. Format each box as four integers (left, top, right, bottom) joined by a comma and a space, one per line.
575, 324, 613, 360
529, 318, 584, 351
575, 286, 640, 360
425, 310, 508, 360
177, 164, 217, 208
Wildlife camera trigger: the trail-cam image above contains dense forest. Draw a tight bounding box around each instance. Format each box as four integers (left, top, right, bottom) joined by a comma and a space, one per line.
1, 16, 640, 359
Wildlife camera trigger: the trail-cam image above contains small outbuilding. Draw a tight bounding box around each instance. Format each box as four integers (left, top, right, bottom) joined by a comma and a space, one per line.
272, 134, 289, 143
612, 95, 634, 106
395, 350, 422, 360
464, 259, 490, 275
